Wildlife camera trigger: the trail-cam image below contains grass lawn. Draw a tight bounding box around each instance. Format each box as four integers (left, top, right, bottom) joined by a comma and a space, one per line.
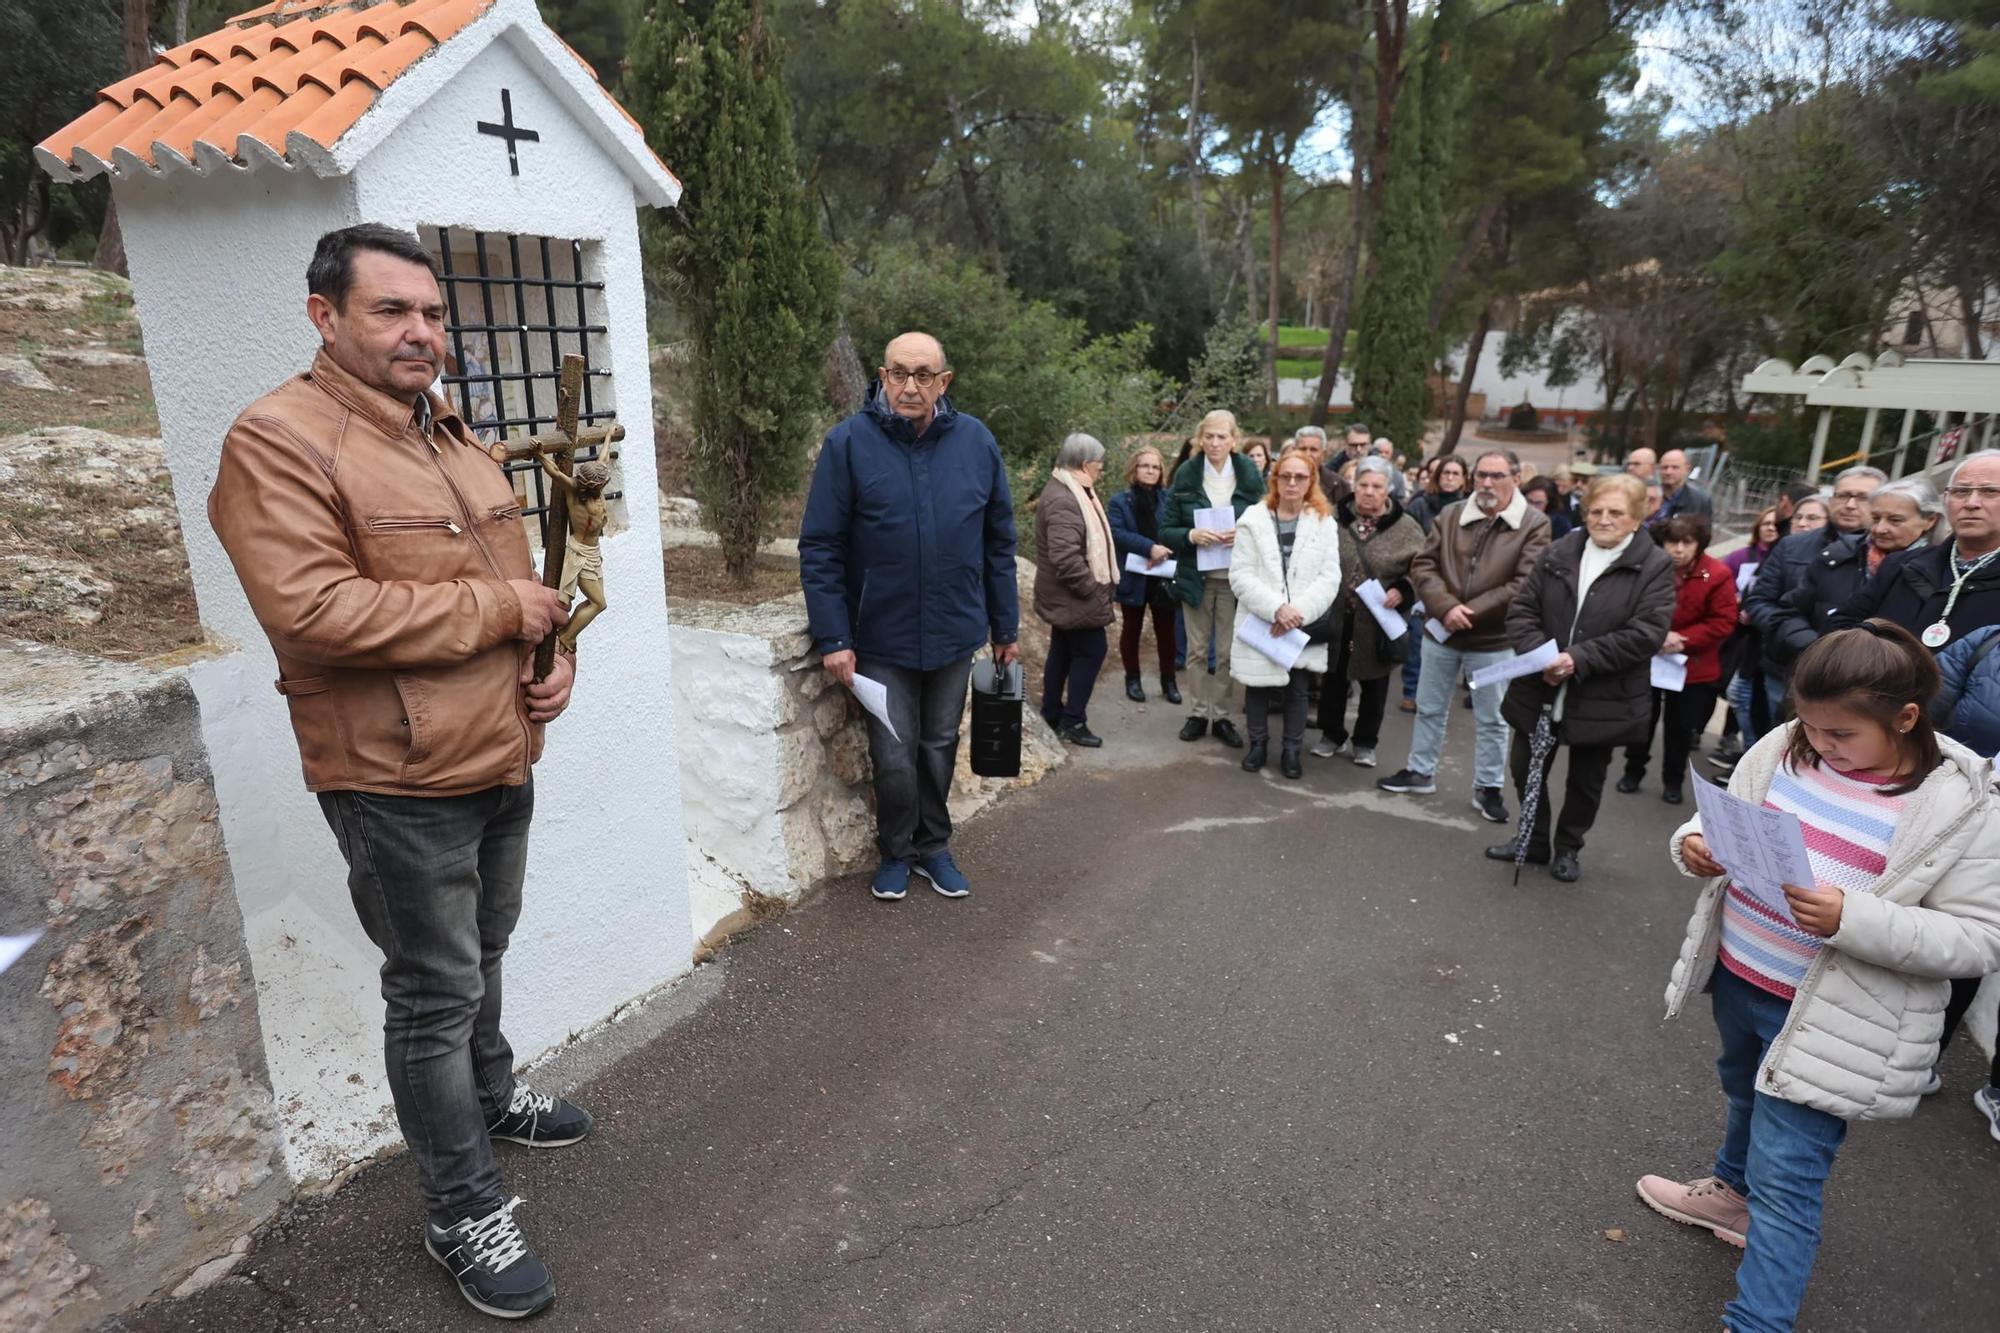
1276, 358, 1322, 380
1274, 324, 1323, 347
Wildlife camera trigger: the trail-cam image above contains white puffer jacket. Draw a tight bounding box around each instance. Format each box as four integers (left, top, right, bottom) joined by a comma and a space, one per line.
1664, 725, 2000, 1121
1228, 503, 1341, 687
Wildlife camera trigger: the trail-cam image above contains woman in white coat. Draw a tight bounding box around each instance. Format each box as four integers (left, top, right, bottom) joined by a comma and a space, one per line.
1228, 449, 1342, 778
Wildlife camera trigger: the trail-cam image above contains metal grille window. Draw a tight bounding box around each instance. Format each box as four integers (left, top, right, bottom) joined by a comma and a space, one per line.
428, 227, 620, 544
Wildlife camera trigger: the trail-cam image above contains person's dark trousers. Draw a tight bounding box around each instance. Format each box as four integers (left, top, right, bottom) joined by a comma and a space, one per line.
1042, 626, 1108, 729
1118, 602, 1175, 681
1509, 731, 1613, 856
1746, 664, 1773, 737
1660, 683, 1721, 791
857, 656, 975, 863
1939, 976, 2000, 1087
317, 780, 532, 1228
1320, 620, 1389, 746
1245, 669, 1311, 746
1401, 610, 1423, 700
1624, 688, 1666, 782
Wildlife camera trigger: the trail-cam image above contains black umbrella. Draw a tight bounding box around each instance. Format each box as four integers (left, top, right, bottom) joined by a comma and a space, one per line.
1511, 707, 1558, 886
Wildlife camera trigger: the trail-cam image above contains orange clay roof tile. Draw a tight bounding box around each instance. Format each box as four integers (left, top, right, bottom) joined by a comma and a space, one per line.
36, 0, 495, 178
36, 0, 678, 195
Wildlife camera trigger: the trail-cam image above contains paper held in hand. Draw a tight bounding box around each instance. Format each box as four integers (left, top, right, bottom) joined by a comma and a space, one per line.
847, 674, 901, 743
1424, 617, 1452, 643
1688, 769, 1815, 924
1467, 639, 1561, 690
1234, 612, 1310, 671
1193, 506, 1235, 571
1124, 552, 1178, 578
1356, 580, 1409, 640
1652, 652, 1689, 692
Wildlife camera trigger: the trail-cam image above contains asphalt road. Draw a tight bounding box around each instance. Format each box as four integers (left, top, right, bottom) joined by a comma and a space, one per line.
103, 677, 2000, 1332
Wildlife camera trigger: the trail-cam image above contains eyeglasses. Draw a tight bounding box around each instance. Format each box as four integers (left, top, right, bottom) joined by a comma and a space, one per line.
1473, 469, 1512, 482
1276, 471, 1312, 484
883, 368, 942, 387
1832, 489, 1872, 503
1946, 485, 2000, 501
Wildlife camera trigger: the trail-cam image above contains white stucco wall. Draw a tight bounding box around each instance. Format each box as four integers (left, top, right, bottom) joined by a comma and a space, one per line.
114, 34, 691, 1183
1278, 326, 1615, 419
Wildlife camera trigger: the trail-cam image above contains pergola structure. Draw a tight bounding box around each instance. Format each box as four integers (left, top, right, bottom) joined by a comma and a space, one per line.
1740, 351, 2000, 481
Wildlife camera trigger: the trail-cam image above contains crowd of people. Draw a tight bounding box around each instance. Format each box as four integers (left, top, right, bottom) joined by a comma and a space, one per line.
995, 403, 2000, 1333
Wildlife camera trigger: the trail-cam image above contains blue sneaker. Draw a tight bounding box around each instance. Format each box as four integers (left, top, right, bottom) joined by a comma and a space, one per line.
871, 859, 909, 901
914, 851, 971, 898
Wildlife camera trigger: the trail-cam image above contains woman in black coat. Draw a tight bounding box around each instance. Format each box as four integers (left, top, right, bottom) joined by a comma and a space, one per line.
1486, 472, 1674, 883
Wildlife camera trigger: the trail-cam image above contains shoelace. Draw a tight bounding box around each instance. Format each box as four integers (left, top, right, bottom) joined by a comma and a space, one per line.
459, 1197, 529, 1273
1686, 1177, 1733, 1199
507, 1086, 556, 1118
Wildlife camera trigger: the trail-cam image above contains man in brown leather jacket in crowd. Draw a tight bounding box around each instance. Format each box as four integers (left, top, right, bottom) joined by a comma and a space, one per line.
208, 224, 580, 1320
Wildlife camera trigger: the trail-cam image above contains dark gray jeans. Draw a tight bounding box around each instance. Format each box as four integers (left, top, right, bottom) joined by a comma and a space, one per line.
856, 656, 973, 863
318, 779, 532, 1226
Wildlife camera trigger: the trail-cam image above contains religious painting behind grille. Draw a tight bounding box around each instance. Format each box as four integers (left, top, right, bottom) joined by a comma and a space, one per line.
427, 226, 622, 547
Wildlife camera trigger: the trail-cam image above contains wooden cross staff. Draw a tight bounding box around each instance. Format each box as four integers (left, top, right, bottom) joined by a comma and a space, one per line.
500, 353, 624, 681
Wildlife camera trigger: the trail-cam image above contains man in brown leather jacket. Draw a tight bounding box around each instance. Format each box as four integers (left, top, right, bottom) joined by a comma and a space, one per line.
1376, 447, 1551, 824
208, 224, 579, 1320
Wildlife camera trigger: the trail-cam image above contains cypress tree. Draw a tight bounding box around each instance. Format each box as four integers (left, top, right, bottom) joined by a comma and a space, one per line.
1350, 64, 1433, 454
626, 0, 838, 584
1352, 0, 1466, 456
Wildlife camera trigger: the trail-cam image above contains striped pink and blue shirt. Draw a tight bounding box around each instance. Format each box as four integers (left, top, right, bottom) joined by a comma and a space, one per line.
1717, 760, 1907, 1001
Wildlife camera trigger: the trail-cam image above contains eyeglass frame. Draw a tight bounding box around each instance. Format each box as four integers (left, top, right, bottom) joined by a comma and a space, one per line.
1945, 484, 2000, 501
882, 366, 949, 388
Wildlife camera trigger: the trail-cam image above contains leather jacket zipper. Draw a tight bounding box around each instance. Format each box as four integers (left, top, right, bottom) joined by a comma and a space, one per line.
369, 515, 461, 535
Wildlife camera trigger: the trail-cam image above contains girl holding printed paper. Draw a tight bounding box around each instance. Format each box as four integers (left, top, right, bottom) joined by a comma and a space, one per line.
1227, 451, 1340, 779
1640, 621, 2000, 1333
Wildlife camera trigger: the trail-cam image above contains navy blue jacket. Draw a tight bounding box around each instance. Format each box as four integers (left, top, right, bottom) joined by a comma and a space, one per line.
1106, 485, 1172, 608
1767, 532, 1872, 672
1743, 525, 1851, 678
798, 383, 1019, 670
1937, 625, 2000, 757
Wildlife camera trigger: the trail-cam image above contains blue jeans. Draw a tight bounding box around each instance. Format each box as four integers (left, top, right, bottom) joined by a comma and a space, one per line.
1406, 641, 1512, 789
856, 655, 974, 863
1710, 969, 1849, 1333
1401, 611, 1423, 700
318, 781, 533, 1227
1763, 674, 1788, 729
1727, 672, 1758, 747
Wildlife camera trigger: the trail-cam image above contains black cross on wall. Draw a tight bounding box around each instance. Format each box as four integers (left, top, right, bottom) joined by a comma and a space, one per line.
476, 89, 540, 177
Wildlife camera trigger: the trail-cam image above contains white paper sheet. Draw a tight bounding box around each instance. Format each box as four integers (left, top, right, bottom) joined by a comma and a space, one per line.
1652, 652, 1689, 692
1424, 617, 1452, 643
1234, 613, 1310, 671
1356, 580, 1409, 641
1124, 552, 1178, 578
1736, 561, 1759, 594
0, 931, 41, 978
1193, 506, 1236, 571
847, 674, 901, 743
1689, 770, 1816, 920
1467, 639, 1560, 690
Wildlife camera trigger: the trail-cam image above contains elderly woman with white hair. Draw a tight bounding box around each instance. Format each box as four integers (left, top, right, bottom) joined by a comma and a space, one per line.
1033, 433, 1119, 746
1769, 477, 1941, 671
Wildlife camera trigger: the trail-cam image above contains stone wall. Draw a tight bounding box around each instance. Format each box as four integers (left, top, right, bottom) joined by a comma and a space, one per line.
669, 579, 1065, 946
0, 642, 284, 1332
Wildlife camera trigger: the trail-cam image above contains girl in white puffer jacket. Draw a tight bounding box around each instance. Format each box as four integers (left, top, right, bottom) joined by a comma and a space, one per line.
1637, 620, 2000, 1333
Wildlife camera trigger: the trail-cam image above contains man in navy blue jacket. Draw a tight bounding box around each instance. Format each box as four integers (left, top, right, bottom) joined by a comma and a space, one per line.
799, 332, 1020, 902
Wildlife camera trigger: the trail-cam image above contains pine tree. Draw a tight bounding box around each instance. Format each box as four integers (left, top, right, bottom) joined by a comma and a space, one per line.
625, 0, 838, 584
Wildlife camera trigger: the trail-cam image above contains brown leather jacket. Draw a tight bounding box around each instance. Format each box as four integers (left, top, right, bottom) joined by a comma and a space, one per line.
209, 350, 541, 796
1408, 490, 1552, 653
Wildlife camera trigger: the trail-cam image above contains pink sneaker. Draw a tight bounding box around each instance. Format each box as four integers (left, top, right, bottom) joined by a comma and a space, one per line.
1636, 1174, 1749, 1247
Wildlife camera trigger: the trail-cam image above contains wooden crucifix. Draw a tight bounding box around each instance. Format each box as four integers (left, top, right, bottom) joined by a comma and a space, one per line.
499, 354, 623, 681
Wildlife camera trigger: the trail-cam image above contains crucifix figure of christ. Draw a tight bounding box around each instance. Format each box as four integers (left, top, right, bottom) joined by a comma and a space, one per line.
498, 353, 622, 680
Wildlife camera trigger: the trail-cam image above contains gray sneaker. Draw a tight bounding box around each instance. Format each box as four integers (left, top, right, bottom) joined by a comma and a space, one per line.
1351, 746, 1377, 768
1309, 736, 1341, 759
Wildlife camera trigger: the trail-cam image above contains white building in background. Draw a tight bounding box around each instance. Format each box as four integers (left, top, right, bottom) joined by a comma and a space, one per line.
1279, 329, 1614, 424
37, 0, 693, 1183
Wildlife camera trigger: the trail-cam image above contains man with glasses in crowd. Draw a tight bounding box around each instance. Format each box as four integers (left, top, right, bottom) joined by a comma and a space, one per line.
1834, 452, 2000, 646
1378, 448, 1551, 824
1743, 464, 1885, 720
800, 331, 1020, 904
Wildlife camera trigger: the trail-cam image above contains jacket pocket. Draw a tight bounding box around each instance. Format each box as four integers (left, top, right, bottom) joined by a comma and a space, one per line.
367, 513, 461, 535
391, 672, 430, 768
274, 674, 344, 781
